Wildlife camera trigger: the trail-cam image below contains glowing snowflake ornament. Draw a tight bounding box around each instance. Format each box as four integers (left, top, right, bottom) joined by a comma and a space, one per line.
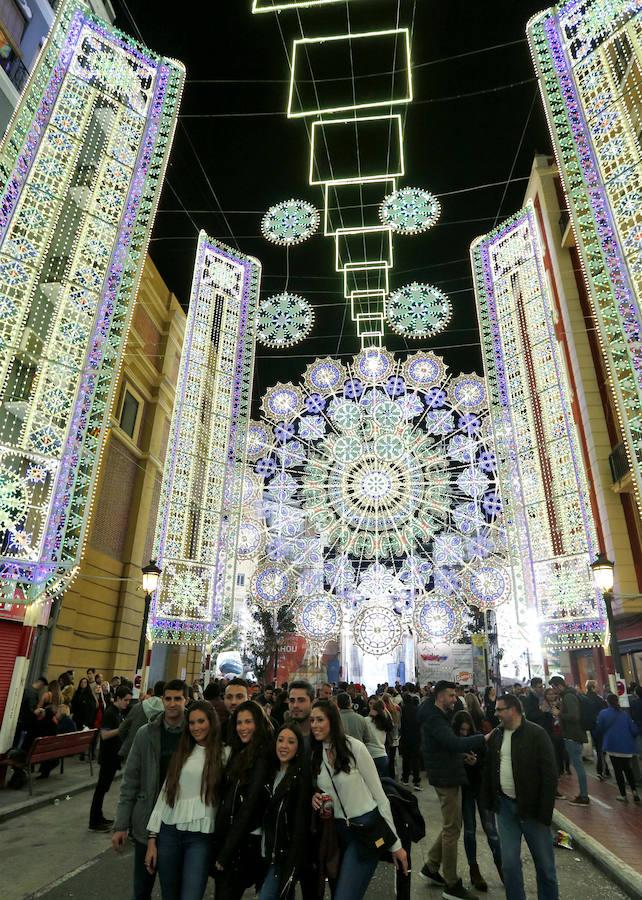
387, 282, 452, 338
256, 292, 315, 348
380, 187, 441, 235
261, 199, 320, 246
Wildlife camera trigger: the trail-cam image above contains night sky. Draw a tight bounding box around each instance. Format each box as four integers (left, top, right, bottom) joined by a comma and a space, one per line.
114, 1, 552, 414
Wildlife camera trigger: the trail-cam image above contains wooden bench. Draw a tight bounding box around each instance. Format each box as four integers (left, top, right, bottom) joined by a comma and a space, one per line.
0, 729, 97, 795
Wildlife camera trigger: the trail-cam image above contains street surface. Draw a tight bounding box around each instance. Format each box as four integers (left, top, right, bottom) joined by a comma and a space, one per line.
0, 766, 631, 900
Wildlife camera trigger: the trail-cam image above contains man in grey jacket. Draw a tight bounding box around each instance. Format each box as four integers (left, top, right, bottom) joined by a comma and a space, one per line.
337, 691, 369, 742
118, 680, 165, 760
112, 679, 187, 900
549, 676, 589, 805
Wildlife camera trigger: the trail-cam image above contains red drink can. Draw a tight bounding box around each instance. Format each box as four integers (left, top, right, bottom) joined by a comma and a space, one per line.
320, 794, 334, 819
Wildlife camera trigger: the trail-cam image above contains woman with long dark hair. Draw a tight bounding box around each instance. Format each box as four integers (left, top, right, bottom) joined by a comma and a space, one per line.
382, 692, 401, 778
452, 709, 502, 891
365, 697, 392, 778
213, 699, 274, 899
310, 699, 407, 899
597, 693, 640, 802
71, 677, 97, 730
144, 701, 223, 900
482, 686, 498, 730
259, 722, 310, 899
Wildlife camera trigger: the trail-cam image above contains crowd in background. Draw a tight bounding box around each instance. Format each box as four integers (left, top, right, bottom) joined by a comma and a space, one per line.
5, 670, 642, 900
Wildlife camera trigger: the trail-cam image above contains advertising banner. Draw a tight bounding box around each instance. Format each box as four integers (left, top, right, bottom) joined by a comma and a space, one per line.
416, 642, 473, 684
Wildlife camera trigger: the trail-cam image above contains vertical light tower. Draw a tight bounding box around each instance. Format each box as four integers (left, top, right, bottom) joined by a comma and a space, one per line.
0, 0, 183, 749
471, 204, 604, 654
528, 1, 642, 519
0, 0, 184, 606
150, 234, 261, 654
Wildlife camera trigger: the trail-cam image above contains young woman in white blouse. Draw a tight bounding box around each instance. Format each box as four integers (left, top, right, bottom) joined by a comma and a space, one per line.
145, 701, 223, 900
310, 699, 408, 899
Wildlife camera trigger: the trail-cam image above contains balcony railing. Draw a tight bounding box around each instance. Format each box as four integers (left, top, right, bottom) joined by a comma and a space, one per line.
609, 442, 630, 483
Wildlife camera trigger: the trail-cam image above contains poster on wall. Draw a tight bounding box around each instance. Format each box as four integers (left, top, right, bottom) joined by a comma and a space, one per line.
416, 642, 474, 684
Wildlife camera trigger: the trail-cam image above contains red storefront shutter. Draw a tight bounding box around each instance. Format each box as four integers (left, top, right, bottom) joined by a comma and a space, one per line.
0, 620, 24, 724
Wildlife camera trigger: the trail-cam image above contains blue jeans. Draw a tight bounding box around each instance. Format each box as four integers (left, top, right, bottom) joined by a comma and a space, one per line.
496, 795, 559, 900
373, 755, 389, 779
259, 865, 279, 900
333, 810, 381, 900
133, 840, 156, 900
157, 823, 211, 900
461, 785, 501, 867
564, 738, 588, 797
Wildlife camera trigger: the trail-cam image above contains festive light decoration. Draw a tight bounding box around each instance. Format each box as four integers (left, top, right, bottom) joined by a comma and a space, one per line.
252, 0, 360, 12
413, 594, 465, 643
0, 0, 184, 604
249, 347, 509, 650
288, 29, 412, 119
152, 234, 261, 644
471, 204, 604, 650
256, 292, 315, 348
528, 0, 642, 517
250, 560, 297, 610
380, 187, 441, 235
386, 282, 452, 338
261, 199, 319, 246
309, 115, 404, 186
297, 593, 342, 644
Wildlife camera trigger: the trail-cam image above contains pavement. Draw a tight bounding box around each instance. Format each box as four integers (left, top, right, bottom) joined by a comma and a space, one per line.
0, 757, 637, 900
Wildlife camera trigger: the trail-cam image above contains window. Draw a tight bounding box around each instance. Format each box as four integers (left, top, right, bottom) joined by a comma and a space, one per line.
236, 573, 245, 587
119, 390, 140, 438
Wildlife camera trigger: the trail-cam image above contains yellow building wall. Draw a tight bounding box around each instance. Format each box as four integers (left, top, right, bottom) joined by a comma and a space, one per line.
48, 255, 187, 680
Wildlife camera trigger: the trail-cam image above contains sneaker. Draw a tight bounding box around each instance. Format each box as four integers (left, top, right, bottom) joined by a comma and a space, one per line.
555, 791, 564, 799
88, 823, 110, 832
633, 794, 641, 803
401, 779, 409, 785
442, 879, 479, 900
597, 774, 606, 782
420, 864, 445, 885
616, 795, 627, 802
100, 818, 114, 826
414, 783, 423, 792
568, 795, 590, 806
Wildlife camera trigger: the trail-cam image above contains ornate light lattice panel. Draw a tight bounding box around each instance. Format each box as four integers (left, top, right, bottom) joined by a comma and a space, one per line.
0, 0, 184, 603
528, 0, 642, 518
471, 204, 604, 651
151, 234, 261, 645
248, 347, 510, 652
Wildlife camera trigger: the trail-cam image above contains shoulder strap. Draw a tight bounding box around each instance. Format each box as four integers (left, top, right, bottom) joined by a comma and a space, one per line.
324, 760, 349, 822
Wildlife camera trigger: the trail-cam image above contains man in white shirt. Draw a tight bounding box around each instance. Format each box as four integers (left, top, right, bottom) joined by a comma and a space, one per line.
480, 693, 559, 900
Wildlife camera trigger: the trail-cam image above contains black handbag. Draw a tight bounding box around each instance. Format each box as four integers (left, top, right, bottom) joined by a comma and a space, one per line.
324, 763, 397, 853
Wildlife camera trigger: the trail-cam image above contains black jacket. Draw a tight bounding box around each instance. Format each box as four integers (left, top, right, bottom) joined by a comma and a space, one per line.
480, 718, 557, 825
214, 752, 270, 869
399, 693, 421, 752
417, 698, 485, 787
522, 689, 546, 728
262, 765, 311, 896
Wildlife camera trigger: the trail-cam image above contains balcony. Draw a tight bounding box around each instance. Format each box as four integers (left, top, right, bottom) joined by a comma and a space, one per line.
609, 442, 633, 493
558, 209, 574, 248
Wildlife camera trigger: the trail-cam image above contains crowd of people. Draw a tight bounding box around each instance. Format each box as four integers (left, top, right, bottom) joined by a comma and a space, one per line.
8, 670, 642, 900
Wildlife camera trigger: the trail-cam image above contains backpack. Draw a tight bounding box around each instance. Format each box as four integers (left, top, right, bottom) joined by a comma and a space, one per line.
380, 777, 426, 844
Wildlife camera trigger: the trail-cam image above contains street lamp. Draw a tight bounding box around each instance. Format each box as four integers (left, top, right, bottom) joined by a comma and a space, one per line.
590, 552, 622, 683
138, 559, 161, 672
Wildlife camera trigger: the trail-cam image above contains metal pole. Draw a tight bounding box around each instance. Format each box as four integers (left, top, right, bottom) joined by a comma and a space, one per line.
604, 590, 623, 677
136, 592, 151, 672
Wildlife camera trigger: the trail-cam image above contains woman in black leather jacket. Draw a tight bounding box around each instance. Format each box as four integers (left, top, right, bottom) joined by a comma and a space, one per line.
259, 722, 310, 900
213, 700, 274, 899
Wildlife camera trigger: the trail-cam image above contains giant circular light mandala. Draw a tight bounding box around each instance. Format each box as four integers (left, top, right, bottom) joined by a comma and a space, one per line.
250, 348, 509, 649
261, 199, 320, 246
353, 604, 403, 655
387, 282, 452, 339
414, 594, 465, 643
250, 562, 296, 610
256, 292, 315, 349
380, 187, 441, 235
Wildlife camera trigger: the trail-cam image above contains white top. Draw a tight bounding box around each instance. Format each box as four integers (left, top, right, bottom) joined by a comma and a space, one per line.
500, 729, 516, 799
364, 717, 389, 759
147, 745, 216, 834
316, 736, 401, 852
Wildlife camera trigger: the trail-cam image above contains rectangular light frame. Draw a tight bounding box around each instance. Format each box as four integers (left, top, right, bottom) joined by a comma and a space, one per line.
288, 29, 412, 119
309, 114, 404, 186
350, 288, 387, 322
343, 262, 390, 298
335, 225, 394, 271
253, 0, 361, 12
324, 177, 396, 237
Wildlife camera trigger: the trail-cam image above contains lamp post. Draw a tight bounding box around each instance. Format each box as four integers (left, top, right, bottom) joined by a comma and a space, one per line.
138, 559, 161, 672
590, 552, 622, 684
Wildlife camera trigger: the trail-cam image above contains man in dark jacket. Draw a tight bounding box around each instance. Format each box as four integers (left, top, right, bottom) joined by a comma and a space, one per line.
550, 676, 589, 804
582, 680, 610, 779
481, 693, 559, 900
522, 677, 546, 727
417, 680, 487, 900
400, 690, 422, 789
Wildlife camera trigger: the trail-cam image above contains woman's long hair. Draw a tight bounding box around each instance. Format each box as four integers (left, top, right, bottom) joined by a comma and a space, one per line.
310, 698, 355, 776
45, 680, 62, 708
452, 709, 477, 736
272, 721, 304, 787
382, 692, 400, 726
164, 701, 223, 808
226, 700, 274, 782
464, 692, 485, 730
369, 698, 393, 732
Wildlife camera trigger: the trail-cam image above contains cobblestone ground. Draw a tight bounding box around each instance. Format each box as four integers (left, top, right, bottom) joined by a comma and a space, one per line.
0, 768, 631, 900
